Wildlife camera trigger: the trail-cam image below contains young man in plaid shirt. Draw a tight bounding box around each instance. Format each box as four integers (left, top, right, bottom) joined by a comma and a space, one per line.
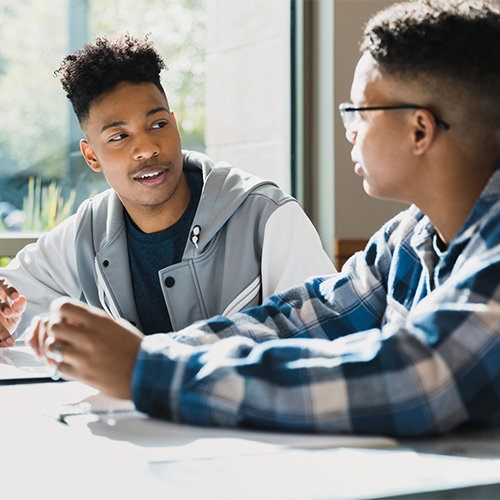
32, 0, 500, 436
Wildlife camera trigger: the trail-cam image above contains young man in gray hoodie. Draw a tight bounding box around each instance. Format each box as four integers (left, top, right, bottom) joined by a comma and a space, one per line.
0, 34, 334, 346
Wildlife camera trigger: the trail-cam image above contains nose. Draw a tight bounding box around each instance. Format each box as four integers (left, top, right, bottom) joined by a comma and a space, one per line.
132, 132, 160, 161
345, 128, 356, 144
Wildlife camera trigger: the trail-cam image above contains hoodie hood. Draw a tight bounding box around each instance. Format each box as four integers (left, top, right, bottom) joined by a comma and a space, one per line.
181, 151, 278, 257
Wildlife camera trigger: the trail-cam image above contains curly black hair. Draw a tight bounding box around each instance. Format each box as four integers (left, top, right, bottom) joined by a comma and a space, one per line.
361, 0, 500, 91
57, 33, 166, 125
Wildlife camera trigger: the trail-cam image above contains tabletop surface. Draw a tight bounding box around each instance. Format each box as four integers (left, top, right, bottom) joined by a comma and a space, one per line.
3, 348, 500, 500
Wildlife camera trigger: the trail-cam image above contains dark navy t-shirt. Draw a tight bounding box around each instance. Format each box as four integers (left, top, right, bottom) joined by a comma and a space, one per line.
125, 169, 203, 334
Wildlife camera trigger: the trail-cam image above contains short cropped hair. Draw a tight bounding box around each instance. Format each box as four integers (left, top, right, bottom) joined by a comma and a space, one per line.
361, 0, 500, 145
361, 0, 500, 88
57, 33, 166, 125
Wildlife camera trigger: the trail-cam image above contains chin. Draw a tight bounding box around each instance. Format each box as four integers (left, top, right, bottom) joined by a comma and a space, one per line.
363, 181, 386, 200
362, 179, 375, 197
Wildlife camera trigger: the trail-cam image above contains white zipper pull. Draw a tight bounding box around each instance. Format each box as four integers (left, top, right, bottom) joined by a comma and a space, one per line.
190, 225, 201, 249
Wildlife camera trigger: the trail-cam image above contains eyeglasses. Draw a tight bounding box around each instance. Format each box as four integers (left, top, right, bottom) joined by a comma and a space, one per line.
338, 103, 450, 132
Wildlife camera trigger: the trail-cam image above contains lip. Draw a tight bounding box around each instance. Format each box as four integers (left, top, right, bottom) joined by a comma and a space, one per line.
133, 166, 167, 187
351, 154, 364, 176
354, 162, 363, 176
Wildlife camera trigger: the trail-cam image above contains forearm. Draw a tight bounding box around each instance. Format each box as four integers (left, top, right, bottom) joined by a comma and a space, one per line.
129, 328, 448, 435
132, 285, 500, 436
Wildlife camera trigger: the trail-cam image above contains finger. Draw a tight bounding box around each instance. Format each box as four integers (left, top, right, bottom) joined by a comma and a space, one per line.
0, 278, 20, 302
43, 341, 78, 383
0, 301, 14, 318
0, 334, 15, 348
48, 319, 93, 347
54, 361, 77, 381
45, 337, 72, 363
10, 295, 27, 314
37, 318, 52, 361
43, 335, 58, 359
26, 317, 60, 366
50, 298, 107, 327
0, 294, 26, 319
26, 317, 41, 356
42, 335, 58, 366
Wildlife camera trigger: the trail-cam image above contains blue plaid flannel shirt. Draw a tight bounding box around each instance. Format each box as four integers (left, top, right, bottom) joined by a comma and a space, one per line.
132, 164, 500, 436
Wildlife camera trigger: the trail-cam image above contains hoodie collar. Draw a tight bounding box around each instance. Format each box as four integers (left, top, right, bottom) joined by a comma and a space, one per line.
181, 151, 278, 256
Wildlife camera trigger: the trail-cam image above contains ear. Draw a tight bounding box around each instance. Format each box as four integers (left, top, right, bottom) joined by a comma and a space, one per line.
80, 139, 102, 172
412, 109, 438, 155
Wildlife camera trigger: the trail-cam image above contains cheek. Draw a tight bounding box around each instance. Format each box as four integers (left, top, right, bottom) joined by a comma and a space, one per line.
354, 133, 376, 163
95, 149, 127, 172
359, 127, 400, 165
166, 133, 183, 155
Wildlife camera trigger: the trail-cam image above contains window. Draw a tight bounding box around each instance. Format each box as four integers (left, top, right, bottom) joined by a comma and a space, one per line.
0, 0, 305, 260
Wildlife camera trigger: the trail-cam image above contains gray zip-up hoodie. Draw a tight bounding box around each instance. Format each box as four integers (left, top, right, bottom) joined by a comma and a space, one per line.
4, 151, 335, 336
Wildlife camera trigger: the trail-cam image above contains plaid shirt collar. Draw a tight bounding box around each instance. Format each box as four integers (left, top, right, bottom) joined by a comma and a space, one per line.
409, 160, 500, 287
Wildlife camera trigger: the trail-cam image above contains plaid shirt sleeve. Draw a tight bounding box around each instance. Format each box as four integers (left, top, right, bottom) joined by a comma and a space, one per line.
132, 207, 500, 437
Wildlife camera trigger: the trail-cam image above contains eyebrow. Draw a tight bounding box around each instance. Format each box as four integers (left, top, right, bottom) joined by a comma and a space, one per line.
146, 107, 170, 118
100, 107, 171, 134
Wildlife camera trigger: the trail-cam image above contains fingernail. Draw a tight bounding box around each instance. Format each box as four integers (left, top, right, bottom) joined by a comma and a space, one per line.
5, 337, 14, 347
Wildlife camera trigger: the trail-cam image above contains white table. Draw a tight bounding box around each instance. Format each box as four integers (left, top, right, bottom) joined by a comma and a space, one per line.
2, 380, 500, 500
3, 344, 500, 500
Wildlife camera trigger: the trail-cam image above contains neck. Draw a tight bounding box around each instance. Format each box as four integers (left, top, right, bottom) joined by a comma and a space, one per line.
124, 173, 191, 234
419, 154, 498, 246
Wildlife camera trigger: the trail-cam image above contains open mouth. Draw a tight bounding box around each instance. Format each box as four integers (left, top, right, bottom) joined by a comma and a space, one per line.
135, 170, 163, 180
134, 168, 167, 186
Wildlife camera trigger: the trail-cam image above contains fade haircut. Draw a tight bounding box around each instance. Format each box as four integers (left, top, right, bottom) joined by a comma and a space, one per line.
57, 33, 166, 126
361, 0, 500, 145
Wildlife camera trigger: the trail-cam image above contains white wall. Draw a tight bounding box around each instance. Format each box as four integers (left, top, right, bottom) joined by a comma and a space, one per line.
205, 0, 291, 192
205, 0, 413, 247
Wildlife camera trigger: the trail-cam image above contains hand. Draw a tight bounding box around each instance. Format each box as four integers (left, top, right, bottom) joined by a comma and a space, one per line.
0, 278, 27, 347
27, 298, 144, 399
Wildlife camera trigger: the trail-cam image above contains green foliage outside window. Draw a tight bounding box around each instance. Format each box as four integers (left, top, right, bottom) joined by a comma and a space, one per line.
23, 177, 76, 232
0, 177, 77, 266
